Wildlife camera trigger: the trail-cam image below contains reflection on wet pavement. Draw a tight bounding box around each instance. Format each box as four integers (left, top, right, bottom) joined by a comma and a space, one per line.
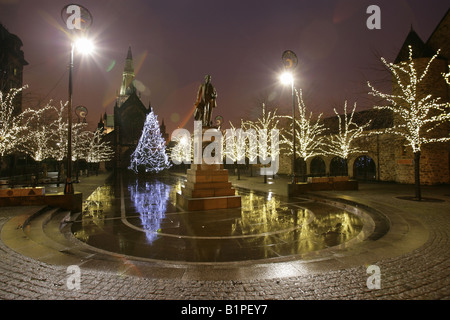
72, 175, 363, 263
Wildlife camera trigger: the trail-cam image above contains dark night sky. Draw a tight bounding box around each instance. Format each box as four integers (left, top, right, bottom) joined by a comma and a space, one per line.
1, 0, 449, 135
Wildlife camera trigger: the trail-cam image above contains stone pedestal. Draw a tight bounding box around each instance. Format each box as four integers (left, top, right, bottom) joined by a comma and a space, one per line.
176, 164, 241, 211
176, 125, 241, 211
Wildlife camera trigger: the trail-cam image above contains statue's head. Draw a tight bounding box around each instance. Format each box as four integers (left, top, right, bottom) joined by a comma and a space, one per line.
204, 75, 211, 83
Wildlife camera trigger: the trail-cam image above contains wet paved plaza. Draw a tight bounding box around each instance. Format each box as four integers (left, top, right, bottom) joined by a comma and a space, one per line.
0, 172, 449, 300
72, 175, 365, 263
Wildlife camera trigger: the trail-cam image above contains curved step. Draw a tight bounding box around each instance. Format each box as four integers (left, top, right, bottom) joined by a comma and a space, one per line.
2, 206, 88, 265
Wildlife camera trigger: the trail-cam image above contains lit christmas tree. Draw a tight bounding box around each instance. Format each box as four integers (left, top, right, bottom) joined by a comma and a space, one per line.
326, 101, 371, 175
129, 110, 171, 173
368, 46, 450, 200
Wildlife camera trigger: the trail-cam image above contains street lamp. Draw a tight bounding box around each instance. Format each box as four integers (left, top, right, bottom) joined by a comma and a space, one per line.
64, 36, 94, 194
61, 4, 94, 194
280, 50, 298, 184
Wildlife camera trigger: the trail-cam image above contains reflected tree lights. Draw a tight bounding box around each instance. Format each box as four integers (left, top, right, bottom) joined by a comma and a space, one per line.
236, 190, 363, 256
128, 179, 171, 243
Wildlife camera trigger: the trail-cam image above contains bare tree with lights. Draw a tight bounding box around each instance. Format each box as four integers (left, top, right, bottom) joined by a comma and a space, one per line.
223, 120, 253, 179
241, 104, 281, 181
368, 46, 450, 200
18, 107, 53, 162
86, 128, 114, 175
86, 129, 114, 163
326, 101, 372, 175
169, 131, 193, 166
0, 86, 27, 158
71, 122, 90, 162
16, 104, 55, 183
47, 102, 69, 162
280, 89, 328, 180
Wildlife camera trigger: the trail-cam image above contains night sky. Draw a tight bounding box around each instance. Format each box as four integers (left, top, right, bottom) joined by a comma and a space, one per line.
1, 0, 449, 135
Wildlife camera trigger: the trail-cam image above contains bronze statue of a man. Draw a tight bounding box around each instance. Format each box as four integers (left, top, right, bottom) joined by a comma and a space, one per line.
194, 75, 217, 127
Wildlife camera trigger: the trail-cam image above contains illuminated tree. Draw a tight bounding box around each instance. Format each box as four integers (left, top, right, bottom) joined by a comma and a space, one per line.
241, 104, 281, 180
47, 101, 69, 163
129, 110, 171, 173
326, 101, 371, 175
223, 120, 252, 179
71, 122, 90, 162
0, 86, 27, 157
86, 129, 114, 164
18, 105, 54, 162
169, 130, 193, 165
280, 89, 328, 179
368, 46, 450, 200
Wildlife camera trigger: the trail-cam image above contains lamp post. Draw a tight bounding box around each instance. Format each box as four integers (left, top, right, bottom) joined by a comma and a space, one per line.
281, 50, 298, 184
64, 42, 75, 194
63, 38, 94, 194
280, 72, 296, 183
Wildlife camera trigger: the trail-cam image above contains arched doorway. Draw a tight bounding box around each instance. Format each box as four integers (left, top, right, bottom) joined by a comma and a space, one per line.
353, 155, 376, 181
294, 157, 307, 181
330, 157, 348, 176
310, 157, 326, 177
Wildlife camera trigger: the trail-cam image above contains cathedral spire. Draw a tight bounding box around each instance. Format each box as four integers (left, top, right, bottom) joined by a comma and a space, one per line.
126, 45, 133, 60
118, 46, 135, 106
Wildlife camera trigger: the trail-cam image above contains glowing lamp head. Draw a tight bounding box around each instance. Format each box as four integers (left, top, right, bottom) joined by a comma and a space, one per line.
280, 72, 294, 85
74, 37, 95, 55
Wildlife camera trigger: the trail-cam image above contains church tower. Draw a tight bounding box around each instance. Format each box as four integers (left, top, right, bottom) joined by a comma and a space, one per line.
118, 46, 135, 106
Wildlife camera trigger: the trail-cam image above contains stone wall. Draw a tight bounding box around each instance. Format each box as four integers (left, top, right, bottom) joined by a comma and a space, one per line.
276, 132, 450, 185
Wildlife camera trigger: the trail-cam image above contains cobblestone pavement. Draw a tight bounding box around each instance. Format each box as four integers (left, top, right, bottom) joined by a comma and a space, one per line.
0, 173, 449, 301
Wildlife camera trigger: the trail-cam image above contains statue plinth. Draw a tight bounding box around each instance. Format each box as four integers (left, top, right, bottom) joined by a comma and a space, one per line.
176, 128, 241, 211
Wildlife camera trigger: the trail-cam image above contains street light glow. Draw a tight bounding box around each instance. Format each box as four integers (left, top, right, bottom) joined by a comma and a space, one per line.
74, 37, 95, 55
280, 72, 294, 85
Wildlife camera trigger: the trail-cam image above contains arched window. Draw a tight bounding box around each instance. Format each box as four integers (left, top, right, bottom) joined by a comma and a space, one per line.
310, 157, 326, 177
353, 156, 376, 181
294, 157, 307, 181
330, 157, 348, 176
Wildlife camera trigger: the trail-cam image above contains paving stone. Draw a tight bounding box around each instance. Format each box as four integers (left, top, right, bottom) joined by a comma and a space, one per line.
1, 178, 450, 300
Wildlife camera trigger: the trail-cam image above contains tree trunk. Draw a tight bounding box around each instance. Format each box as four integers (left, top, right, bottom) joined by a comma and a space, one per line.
414, 151, 421, 201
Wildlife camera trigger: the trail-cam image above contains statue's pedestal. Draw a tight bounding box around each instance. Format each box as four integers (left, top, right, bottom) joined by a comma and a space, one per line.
176, 163, 241, 211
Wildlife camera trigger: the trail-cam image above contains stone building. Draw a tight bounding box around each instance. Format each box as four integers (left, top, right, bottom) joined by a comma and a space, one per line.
98, 47, 168, 170
278, 9, 450, 185
0, 23, 28, 114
